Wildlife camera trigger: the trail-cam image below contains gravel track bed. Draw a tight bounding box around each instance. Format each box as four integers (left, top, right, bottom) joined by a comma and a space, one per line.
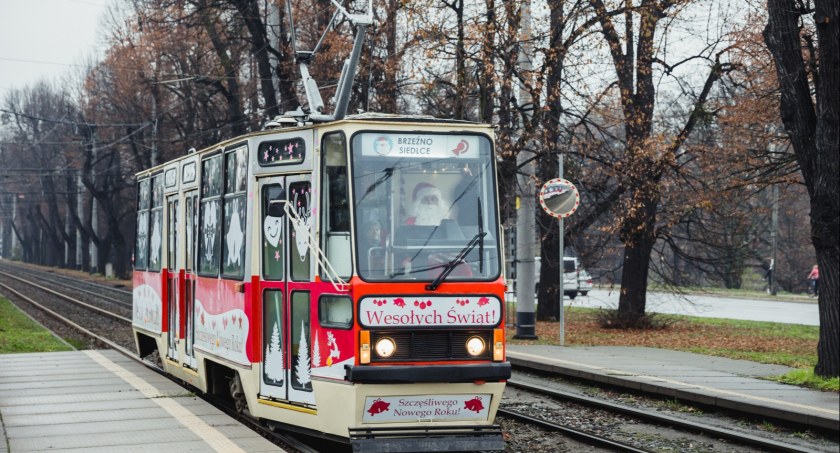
503, 370, 839, 453
0, 270, 132, 319
0, 274, 135, 351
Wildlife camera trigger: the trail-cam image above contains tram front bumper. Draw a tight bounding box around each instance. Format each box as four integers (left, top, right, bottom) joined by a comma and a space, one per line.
349, 425, 504, 453
344, 362, 511, 383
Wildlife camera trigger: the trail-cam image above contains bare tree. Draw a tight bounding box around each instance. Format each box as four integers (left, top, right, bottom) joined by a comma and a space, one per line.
764, 0, 838, 378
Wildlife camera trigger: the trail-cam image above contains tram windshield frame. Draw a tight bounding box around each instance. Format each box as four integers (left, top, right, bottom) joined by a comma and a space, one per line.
350, 131, 501, 283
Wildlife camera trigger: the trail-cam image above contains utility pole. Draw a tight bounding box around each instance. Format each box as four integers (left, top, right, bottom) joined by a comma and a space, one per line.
11, 194, 18, 254
90, 135, 98, 273
76, 173, 83, 269
267, 0, 282, 94
514, 0, 537, 339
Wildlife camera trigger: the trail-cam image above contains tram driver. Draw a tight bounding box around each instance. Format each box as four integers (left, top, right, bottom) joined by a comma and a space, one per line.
404, 182, 450, 226
398, 181, 472, 278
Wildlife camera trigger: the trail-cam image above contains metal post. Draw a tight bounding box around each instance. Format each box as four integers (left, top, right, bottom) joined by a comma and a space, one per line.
90, 137, 98, 273
76, 173, 83, 268
513, 0, 537, 339
558, 153, 564, 345
11, 195, 18, 253
267, 0, 282, 94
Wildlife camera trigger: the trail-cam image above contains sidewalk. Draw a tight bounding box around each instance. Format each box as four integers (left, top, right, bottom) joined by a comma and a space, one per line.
507, 345, 839, 432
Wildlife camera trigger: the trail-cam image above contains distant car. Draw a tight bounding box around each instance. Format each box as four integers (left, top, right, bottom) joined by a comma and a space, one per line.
578, 269, 593, 296
563, 257, 579, 299
534, 256, 579, 299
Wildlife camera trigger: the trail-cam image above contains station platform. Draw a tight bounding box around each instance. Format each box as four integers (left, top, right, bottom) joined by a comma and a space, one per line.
507, 345, 839, 432
0, 350, 284, 452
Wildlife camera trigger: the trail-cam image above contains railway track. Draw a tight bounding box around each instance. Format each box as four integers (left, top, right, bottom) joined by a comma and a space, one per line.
503, 377, 820, 453
1, 260, 834, 452
497, 407, 651, 452
0, 260, 131, 305
0, 269, 320, 453
507, 379, 813, 453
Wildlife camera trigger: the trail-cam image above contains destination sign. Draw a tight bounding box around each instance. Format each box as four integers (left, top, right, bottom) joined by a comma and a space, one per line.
358, 133, 480, 159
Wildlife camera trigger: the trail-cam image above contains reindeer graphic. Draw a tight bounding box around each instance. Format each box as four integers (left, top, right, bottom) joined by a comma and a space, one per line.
326, 331, 340, 366
290, 186, 312, 261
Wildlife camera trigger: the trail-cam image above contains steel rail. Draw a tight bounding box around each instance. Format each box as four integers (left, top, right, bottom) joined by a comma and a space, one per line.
0, 260, 132, 299
25, 271, 132, 308
497, 407, 652, 452
0, 270, 131, 323
507, 378, 817, 453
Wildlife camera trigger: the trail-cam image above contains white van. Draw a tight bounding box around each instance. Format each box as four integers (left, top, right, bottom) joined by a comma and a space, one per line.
535, 256, 580, 299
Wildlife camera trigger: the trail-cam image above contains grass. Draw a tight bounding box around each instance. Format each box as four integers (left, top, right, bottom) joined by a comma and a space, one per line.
769, 369, 840, 392
0, 297, 74, 354
507, 307, 838, 392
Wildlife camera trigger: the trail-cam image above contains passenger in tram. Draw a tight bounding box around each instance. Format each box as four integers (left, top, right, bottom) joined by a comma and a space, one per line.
360, 220, 385, 274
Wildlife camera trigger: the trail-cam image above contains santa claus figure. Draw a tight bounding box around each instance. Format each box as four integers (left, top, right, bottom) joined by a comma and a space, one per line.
406, 183, 449, 226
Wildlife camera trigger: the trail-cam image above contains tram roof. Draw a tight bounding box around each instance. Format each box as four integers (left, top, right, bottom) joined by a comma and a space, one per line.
136, 113, 492, 177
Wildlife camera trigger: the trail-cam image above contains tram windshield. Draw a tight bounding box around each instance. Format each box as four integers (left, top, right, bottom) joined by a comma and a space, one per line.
351, 132, 500, 282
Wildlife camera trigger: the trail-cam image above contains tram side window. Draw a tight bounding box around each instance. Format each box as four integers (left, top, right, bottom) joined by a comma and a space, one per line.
167, 199, 178, 271
185, 195, 196, 271
320, 132, 351, 279
222, 146, 247, 278
318, 296, 352, 329
199, 154, 222, 276
262, 289, 284, 386
148, 175, 164, 272
262, 185, 285, 280
290, 291, 312, 392
135, 178, 150, 270
258, 138, 305, 166
289, 181, 311, 282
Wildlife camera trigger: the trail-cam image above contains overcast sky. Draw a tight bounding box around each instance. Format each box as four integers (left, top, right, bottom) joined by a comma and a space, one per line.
0, 0, 109, 94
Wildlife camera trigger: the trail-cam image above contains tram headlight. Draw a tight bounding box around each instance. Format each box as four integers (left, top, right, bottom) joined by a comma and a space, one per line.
466, 336, 486, 357
375, 337, 396, 358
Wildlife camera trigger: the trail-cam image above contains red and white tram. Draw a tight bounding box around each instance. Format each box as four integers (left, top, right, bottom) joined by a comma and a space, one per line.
132, 114, 510, 451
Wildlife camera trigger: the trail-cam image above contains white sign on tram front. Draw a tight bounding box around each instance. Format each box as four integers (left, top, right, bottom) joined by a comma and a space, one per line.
358, 296, 501, 327
358, 133, 480, 159
363, 394, 492, 423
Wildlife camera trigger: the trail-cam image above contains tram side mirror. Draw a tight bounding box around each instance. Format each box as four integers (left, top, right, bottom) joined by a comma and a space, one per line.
267, 187, 287, 218
538, 178, 580, 218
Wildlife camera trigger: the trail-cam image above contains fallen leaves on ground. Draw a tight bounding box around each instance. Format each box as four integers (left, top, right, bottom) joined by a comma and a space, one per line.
508, 311, 817, 368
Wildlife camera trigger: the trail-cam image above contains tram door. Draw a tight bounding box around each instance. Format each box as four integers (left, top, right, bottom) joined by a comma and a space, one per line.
166, 197, 179, 360
258, 175, 315, 406
183, 191, 198, 369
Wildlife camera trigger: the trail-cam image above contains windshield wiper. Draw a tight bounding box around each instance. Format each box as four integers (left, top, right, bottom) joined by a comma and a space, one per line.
478, 196, 484, 273
426, 231, 486, 291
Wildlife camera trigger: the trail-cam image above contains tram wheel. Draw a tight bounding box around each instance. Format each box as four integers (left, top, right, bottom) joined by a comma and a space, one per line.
229, 373, 251, 417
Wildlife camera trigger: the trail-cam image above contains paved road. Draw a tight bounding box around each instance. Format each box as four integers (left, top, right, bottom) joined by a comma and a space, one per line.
564, 289, 819, 326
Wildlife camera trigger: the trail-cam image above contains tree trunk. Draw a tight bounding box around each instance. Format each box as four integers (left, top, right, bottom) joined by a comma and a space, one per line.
479, 0, 496, 124
536, 0, 566, 322
199, 6, 247, 136
537, 221, 561, 320
616, 192, 658, 323
228, 0, 293, 117
764, 0, 839, 378
454, 0, 467, 120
